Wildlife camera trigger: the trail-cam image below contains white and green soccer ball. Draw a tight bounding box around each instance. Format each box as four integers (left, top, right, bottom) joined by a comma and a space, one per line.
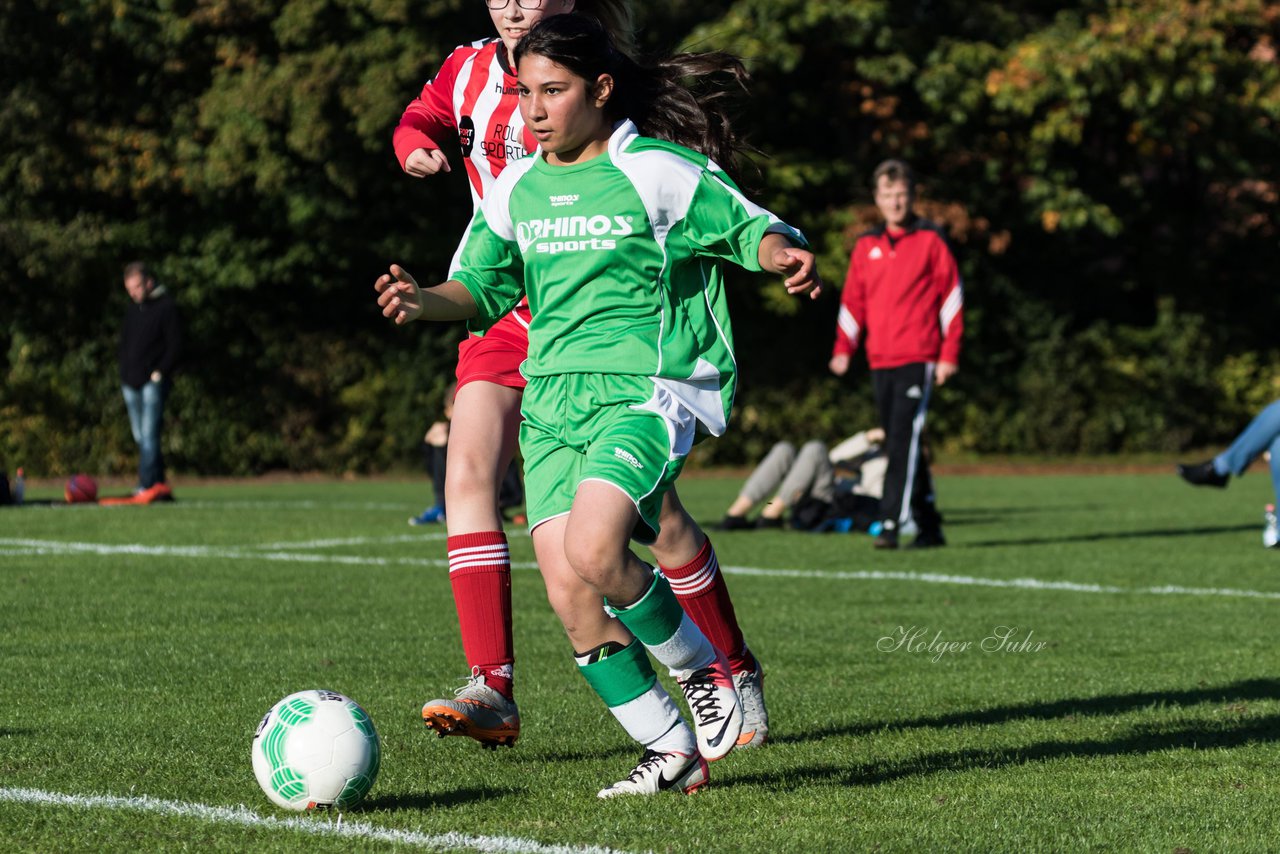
251, 689, 381, 811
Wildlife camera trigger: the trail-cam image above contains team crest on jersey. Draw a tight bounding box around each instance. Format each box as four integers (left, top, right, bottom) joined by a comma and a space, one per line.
869, 246, 884, 260
458, 115, 476, 157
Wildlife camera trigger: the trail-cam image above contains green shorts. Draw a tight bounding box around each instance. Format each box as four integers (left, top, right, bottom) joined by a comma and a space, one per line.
520, 373, 694, 544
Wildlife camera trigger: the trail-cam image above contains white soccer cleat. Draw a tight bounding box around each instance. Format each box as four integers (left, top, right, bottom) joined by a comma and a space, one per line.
733, 663, 769, 748
597, 749, 709, 798
676, 650, 743, 761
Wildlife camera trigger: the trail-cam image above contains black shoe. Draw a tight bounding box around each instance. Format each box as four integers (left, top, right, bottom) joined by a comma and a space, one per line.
874, 532, 899, 550
1177, 461, 1229, 488
908, 529, 947, 549
755, 516, 784, 530
716, 514, 754, 531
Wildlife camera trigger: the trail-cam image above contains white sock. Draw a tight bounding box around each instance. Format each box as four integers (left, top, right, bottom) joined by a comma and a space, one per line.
647, 613, 718, 678
608, 683, 696, 755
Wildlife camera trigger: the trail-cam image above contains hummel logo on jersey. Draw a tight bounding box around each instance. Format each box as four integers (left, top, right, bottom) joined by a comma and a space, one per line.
906, 385, 923, 399
869, 246, 884, 260
613, 448, 643, 469
517, 214, 635, 255
549, 194, 579, 207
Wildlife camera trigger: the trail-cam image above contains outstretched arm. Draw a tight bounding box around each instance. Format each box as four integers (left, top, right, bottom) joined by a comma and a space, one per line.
374, 264, 477, 325
758, 232, 823, 300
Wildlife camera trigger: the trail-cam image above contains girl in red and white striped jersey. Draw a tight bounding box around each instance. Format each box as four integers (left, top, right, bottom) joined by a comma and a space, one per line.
391, 1, 769, 754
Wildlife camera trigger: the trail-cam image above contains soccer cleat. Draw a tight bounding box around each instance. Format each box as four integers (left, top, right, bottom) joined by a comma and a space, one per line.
733, 664, 769, 748
1177, 461, 1229, 488
874, 530, 899, 550
907, 528, 947, 549
1264, 505, 1278, 549
421, 669, 520, 748
675, 651, 742, 761
596, 749, 709, 798
409, 505, 445, 526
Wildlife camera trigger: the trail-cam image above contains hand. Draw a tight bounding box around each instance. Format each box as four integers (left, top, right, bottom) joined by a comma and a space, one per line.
375, 264, 424, 325
866, 427, 886, 444
404, 148, 451, 178
149, 371, 162, 383
829, 353, 850, 376
772, 247, 823, 300
935, 360, 958, 386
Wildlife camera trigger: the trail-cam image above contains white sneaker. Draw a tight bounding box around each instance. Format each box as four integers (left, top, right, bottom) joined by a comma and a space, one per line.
597, 749, 708, 798
733, 663, 769, 748
675, 650, 743, 761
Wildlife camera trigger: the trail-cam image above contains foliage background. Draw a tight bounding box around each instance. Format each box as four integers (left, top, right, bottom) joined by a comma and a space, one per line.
2, 0, 1278, 475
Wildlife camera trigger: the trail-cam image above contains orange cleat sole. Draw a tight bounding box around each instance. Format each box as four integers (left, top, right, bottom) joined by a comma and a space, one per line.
421, 705, 519, 749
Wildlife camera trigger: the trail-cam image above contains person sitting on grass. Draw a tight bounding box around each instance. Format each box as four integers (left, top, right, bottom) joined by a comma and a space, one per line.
1177, 395, 1280, 549
718, 428, 886, 532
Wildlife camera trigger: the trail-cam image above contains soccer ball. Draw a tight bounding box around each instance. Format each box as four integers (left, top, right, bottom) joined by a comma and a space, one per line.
251, 689, 381, 811
64, 474, 98, 503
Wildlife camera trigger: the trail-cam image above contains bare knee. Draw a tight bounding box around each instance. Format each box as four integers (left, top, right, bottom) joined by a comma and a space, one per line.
563, 530, 625, 590
544, 576, 609, 640
445, 447, 500, 502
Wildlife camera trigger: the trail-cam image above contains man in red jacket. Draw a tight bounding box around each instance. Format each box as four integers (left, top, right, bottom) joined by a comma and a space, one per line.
829, 160, 963, 549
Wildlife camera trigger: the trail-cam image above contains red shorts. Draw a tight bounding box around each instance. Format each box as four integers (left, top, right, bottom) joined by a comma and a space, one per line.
455, 308, 531, 390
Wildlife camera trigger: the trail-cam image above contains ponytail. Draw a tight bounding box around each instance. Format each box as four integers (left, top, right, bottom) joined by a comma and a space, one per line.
515, 15, 752, 175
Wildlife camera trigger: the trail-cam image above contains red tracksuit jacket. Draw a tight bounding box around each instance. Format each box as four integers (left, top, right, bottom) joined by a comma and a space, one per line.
831, 217, 964, 370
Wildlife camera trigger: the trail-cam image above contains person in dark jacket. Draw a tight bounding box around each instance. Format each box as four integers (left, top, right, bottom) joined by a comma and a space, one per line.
119, 261, 181, 497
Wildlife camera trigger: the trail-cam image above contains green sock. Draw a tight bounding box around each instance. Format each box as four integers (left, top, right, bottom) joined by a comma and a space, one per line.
606, 573, 685, 648
576, 638, 656, 707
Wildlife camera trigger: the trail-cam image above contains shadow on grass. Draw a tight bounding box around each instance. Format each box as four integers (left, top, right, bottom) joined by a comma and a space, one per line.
943, 506, 1099, 526
360, 785, 521, 811
768, 678, 1280, 747
721, 711, 1280, 790
959, 523, 1257, 547
0, 728, 35, 737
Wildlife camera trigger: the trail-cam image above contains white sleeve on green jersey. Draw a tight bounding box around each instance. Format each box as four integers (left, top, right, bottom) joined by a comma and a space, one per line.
450, 164, 531, 329
609, 127, 805, 271
680, 168, 807, 270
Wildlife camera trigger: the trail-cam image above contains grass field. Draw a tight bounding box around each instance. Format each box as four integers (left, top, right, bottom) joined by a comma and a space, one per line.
3, 472, 1279, 852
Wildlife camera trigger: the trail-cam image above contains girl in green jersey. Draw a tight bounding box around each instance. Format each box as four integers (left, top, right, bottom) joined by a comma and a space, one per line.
377, 14, 821, 797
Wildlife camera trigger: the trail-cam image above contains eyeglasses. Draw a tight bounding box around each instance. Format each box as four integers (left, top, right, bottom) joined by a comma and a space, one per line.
484, 0, 546, 9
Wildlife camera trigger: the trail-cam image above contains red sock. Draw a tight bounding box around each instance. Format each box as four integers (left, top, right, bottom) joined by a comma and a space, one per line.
661, 538, 756, 674
447, 532, 515, 700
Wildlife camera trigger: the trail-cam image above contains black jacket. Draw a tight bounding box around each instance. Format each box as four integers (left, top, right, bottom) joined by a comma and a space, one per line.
119, 288, 181, 388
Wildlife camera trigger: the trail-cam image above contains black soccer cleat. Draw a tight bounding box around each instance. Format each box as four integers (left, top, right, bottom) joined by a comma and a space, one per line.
1177, 461, 1229, 489
907, 528, 947, 549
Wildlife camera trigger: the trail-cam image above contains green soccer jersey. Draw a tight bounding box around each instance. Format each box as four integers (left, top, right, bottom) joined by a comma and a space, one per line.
451, 120, 805, 436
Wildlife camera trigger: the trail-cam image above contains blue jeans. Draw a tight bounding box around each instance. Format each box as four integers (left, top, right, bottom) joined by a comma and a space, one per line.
122, 380, 169, 489
1214, 397, 1280, 503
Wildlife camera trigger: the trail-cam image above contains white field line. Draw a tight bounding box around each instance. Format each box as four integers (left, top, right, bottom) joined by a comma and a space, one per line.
179, 500, 413, 511
0, 538, 539, 571
256, 533, 450, 550
0, 786, 640, 854
721, 564, 1280, 601
255, 531, 531, 550
5, 538, 1279, 601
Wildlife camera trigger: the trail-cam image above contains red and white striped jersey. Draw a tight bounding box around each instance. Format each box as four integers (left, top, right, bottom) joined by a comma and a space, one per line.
393, 38, 538, 210
831, 217, 964, 370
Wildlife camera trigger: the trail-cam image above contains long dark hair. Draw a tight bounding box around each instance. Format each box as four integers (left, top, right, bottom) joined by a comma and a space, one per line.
514, 15, 751, 174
